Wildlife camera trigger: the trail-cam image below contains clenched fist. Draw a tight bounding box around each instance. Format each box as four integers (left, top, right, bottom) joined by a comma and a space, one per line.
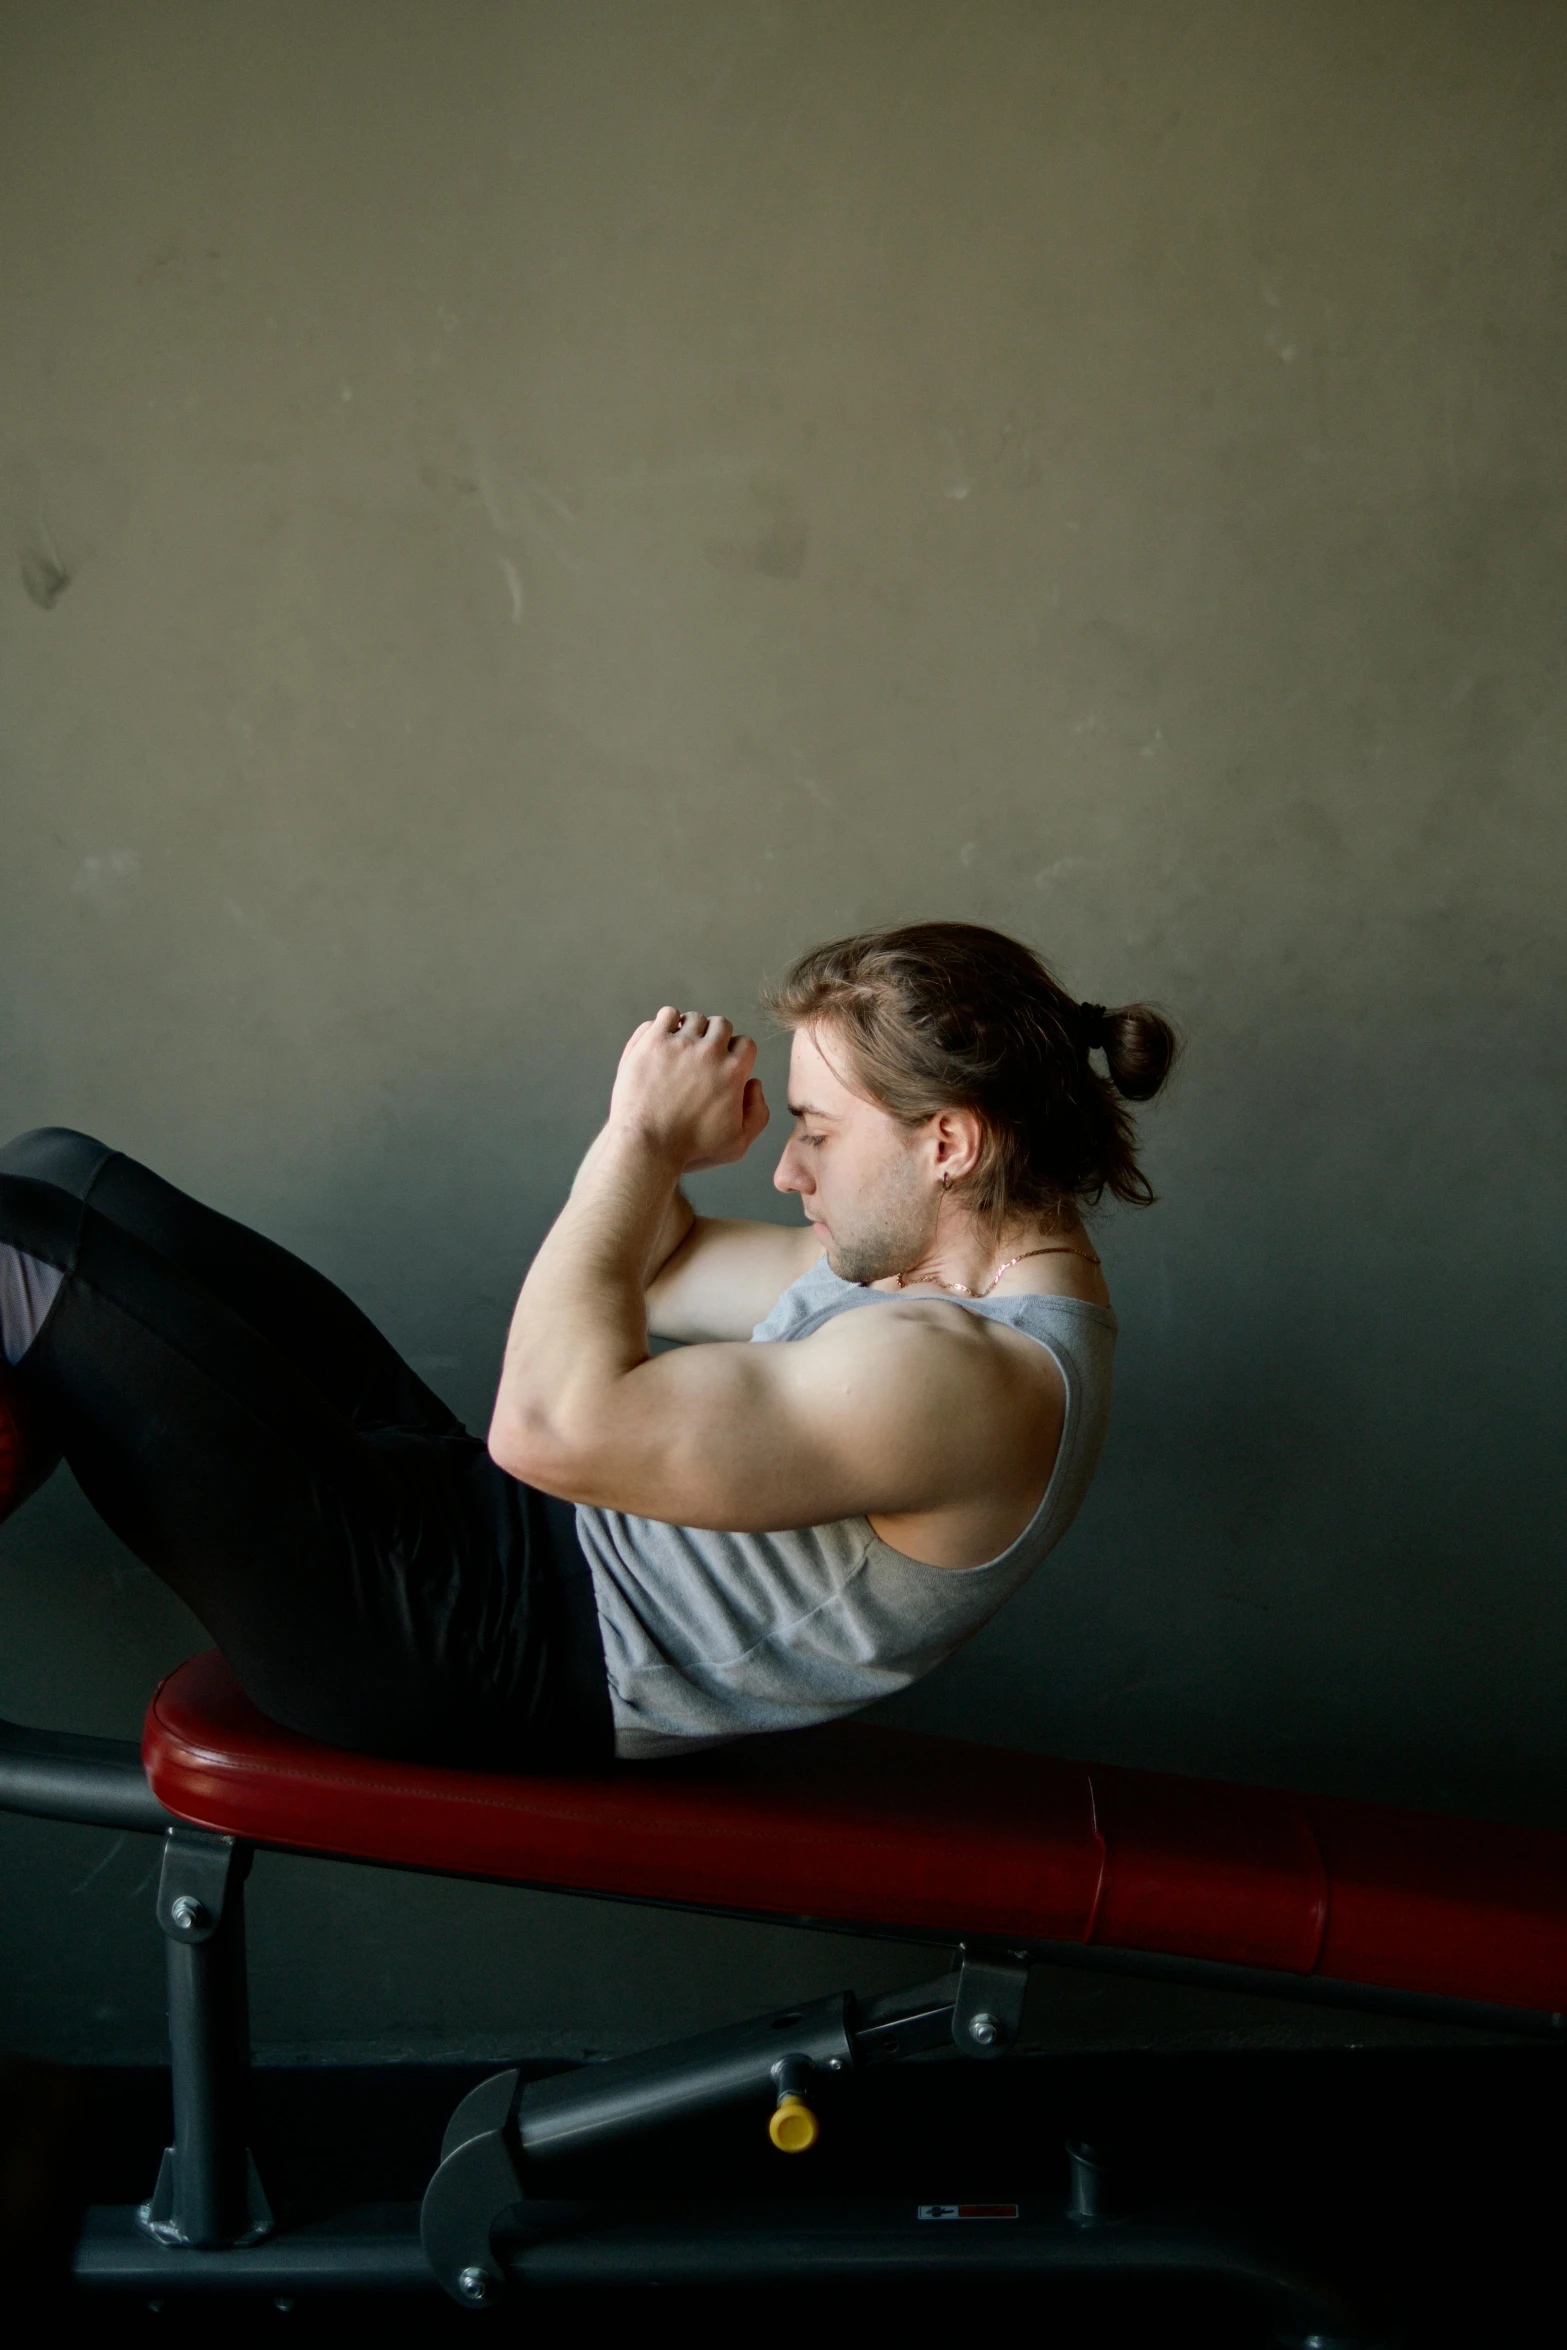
609, 1007, 771, 1172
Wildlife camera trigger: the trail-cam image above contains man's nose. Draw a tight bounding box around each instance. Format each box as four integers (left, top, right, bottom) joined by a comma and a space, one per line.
773, 1142, 805, 1195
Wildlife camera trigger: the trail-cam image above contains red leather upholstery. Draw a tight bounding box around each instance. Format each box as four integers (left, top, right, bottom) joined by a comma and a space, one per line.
0, 1367, 24, 1519
145, 1650, 1567, 2013
0, 1361, 51, 1526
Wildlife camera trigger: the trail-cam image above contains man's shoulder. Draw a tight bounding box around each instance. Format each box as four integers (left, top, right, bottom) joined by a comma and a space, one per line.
802, 1293, 1047, 1386
782, 1296, 1061, 1483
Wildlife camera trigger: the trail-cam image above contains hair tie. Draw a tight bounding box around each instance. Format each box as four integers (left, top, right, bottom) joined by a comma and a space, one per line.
1078, 1001, 1110, 1051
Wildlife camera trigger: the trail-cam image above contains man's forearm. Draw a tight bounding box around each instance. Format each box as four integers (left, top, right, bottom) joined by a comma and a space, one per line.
644, 1175, 696, 1285
565, 1129, 694, 1285
489, 1123, 681, 1471
491, 1003, 762, 1481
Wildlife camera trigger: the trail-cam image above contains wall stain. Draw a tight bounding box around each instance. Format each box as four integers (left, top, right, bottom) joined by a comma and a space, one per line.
4, 458, 73, 608
21, 537, 71, 609
705, 478, 808, 581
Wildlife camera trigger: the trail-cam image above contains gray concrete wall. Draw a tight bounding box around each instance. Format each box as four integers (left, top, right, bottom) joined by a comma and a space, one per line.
2, 1, 1563, 2062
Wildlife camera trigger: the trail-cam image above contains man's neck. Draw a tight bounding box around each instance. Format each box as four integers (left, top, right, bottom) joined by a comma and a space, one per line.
871, 1210, 1092, 1299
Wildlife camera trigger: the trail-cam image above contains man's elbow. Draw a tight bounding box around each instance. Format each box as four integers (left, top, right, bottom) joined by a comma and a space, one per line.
487, 1401, 601, 1494
488, 1402, 563, 1486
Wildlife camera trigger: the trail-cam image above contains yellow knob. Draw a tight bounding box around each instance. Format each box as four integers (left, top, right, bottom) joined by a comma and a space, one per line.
768, 2094, 819, 2154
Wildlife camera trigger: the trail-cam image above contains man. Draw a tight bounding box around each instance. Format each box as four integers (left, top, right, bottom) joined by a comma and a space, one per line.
0, 923, 1173, 1769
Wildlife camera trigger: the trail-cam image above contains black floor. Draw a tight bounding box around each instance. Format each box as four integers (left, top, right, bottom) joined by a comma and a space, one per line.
4, 2042, 1563, 2344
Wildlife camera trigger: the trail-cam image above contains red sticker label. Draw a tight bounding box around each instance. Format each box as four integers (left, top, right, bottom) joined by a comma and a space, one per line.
917, 2203, 1019, 2221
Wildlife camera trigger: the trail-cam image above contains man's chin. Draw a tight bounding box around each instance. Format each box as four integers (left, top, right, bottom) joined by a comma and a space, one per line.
823, 1236, 901, 1288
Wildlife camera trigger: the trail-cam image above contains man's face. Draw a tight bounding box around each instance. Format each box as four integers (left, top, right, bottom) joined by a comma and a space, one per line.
772, 1023, 933, 1285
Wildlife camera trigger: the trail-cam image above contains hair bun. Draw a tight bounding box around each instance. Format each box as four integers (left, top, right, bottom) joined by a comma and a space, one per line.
1101, 1003, 1180, 1102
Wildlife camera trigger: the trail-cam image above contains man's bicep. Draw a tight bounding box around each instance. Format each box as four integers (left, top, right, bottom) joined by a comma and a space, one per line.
646, 1216, 819, 1343
563, 1320, 978, 1531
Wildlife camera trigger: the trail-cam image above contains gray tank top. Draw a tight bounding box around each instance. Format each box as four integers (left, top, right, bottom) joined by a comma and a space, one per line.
576, 1255, 1117, 1759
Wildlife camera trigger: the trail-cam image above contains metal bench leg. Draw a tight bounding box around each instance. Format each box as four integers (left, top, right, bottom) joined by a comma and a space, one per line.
139, 1828, 273, 2250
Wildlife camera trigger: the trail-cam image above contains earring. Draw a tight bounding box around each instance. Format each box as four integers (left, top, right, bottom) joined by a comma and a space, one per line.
940, 1171, 949, 1191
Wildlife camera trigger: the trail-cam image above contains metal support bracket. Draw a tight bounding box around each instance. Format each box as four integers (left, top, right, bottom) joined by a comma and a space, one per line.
421, 2069, 527, 2308
420, 1994, 855, 2307
140, 1827, 273, 2251
155, 1826, 247, 1944
952, 1946, 1030, 2060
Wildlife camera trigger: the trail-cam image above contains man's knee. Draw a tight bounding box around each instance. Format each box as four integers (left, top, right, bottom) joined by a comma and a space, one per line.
0, 1128, 116, 1198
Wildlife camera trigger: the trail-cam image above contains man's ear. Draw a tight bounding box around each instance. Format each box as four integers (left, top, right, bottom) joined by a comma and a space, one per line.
931, 1109, 985, 1185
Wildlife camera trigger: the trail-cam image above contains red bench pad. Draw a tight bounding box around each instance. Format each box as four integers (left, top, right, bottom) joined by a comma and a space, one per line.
145, 1651, 1567, 2014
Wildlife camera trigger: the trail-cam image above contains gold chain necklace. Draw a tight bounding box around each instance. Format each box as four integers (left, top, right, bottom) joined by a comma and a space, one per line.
897, 1241, 1101, 1300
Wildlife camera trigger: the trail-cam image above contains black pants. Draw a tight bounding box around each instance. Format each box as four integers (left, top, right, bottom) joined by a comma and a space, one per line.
0, 1129, 612, 1771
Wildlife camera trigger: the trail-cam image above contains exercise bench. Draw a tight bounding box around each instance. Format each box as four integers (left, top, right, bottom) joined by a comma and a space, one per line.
3, 1646, 1566, 2342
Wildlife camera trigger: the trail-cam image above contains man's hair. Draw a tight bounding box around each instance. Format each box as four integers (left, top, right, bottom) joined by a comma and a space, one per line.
762, 922, 1178, 1224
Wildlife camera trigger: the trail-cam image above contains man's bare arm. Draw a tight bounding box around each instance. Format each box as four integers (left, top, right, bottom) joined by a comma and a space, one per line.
643, 1181, 696, 1287
497, 1298, 1054, 1547
489, 1008, 1060, 1566
490, 1006, 766, 1479
578, 1031, 813, 1342
594, 1153, 813, 1340
646, 1214, 820, 1342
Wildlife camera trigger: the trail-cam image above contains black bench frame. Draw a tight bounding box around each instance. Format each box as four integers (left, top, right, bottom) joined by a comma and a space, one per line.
9, 1705, 1553, 2341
